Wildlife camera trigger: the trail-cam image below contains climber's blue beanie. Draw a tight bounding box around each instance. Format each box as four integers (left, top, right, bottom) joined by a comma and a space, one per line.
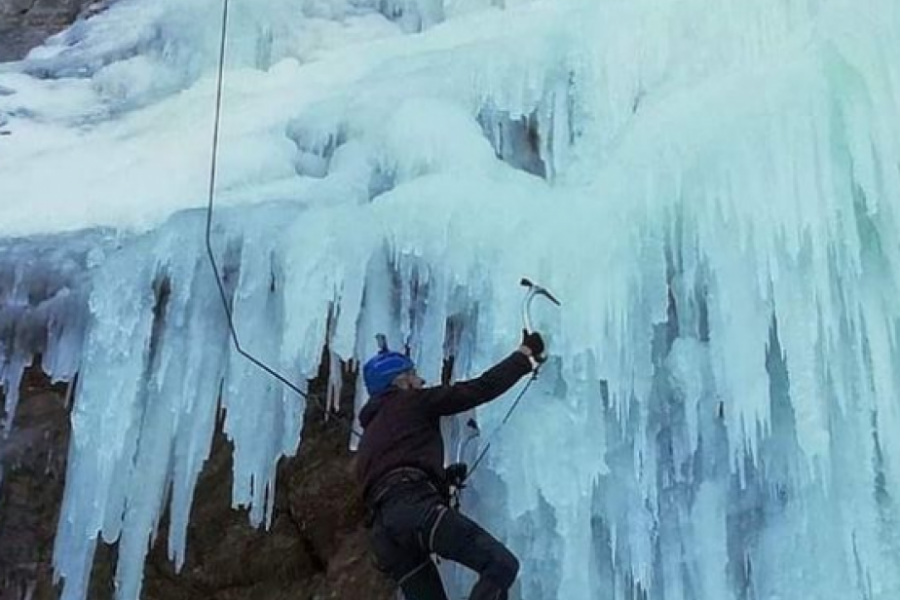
363, 350, 416, 396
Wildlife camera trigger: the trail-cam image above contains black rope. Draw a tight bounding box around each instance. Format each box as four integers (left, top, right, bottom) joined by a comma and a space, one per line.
465, 368, 539, 481
204, 0, 308, 400
203, 0, 363, 438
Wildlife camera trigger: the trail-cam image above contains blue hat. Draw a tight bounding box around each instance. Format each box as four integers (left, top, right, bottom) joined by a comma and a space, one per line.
363, 350, 416, 396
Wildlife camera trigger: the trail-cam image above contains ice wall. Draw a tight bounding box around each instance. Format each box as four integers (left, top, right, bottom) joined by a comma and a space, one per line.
1, 0, 900, 599
0, 231, 114, 485
46, 209, 311, 600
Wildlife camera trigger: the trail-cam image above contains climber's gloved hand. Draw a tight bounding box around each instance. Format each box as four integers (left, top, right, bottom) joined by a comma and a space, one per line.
445, 462, 469, 488
520, 329, 546, 363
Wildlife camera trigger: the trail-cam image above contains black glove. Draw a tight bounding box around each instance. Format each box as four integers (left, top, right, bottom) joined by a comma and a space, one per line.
521, 329, 546, 362
445, 462, 469, 488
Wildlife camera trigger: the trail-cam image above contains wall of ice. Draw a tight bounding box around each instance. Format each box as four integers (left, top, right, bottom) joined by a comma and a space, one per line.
0, 232, 115, 485
2, 0, 900, 599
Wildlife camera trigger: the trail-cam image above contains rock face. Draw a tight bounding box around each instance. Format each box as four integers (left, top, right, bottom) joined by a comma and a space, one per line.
0, 363, 396, 600
0, 368, 70, 600
0, 0, 97, 62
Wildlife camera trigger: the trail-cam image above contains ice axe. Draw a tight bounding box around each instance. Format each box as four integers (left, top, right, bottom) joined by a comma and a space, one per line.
461, 278, 561, 486
520, 277, 561, 335
455, 418, 481, 464
447, 419, 481, 509
375, 333, 389, 353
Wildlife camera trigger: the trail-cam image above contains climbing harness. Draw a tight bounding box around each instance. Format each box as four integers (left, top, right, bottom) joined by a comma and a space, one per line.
455, 278, 561, 489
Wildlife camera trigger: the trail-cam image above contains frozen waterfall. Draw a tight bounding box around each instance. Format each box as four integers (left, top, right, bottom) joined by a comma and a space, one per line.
1, 0, 900, 599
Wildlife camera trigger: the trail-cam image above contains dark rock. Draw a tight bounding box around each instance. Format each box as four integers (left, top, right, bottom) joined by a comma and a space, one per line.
0, 0, 101, 62
0, 360, 395, 600
0, 367, 70, 600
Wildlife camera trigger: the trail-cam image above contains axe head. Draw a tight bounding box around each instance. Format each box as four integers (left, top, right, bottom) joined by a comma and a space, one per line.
520, 277, 561, 334
375, 334, 389, 353
520, 278, 561, 306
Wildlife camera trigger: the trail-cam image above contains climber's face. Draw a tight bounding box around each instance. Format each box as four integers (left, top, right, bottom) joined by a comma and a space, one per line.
393, 370, 425, 390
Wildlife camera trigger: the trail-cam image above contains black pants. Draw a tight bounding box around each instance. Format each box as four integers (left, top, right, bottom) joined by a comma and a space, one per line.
369, 478, 519, 600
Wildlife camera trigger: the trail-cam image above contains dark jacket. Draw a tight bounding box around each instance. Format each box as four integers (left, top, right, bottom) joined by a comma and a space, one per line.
356, 351, 533, 504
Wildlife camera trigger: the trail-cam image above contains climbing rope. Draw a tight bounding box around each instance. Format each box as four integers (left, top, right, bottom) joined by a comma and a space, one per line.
203, 3, 557, 449
465, 367, 540, 482
202, 0, 363, 438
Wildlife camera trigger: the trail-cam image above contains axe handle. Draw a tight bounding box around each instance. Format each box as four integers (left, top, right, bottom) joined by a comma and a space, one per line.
522, 288, 537, 333
375, 334, 388, 352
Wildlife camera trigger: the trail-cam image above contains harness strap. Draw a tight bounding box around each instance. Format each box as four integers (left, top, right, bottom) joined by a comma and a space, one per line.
427, 505, 449, 552
397, 559, 432, 586
367, 466, 438, 509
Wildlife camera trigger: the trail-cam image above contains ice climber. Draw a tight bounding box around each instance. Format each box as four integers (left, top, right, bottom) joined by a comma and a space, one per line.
356, 331, 545, 600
